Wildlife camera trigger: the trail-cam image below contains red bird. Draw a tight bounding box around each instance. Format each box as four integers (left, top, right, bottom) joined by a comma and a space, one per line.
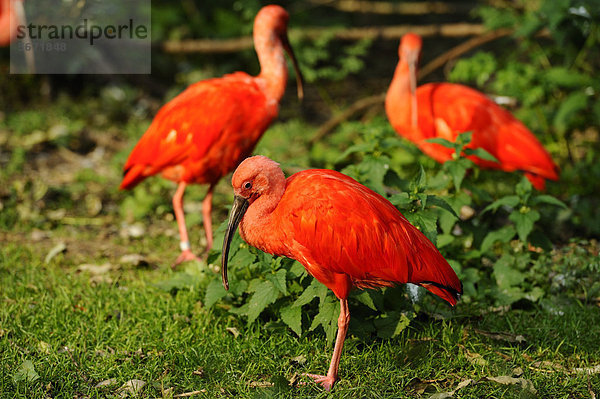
0, 0, 21, 46
221, 155, 462, 390
385, 33, 559, 190
120, 5, 303, 266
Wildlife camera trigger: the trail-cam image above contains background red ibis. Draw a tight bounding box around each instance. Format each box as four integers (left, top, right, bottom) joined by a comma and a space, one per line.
221, 155, 462, 390
385, 33, 559, 190
0, 0, 21, 46
120, 5, 303, 266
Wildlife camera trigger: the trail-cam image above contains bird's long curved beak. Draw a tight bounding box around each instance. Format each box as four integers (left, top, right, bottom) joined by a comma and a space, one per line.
408, 56, 418, 128
221, 195, 249, 290
282, 35, 304, 101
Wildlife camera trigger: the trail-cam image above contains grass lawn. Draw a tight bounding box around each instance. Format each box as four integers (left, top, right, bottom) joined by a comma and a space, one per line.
2, 230, 599, 398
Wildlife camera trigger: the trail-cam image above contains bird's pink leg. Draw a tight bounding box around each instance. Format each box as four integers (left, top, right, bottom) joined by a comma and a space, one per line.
172, 182, 199, 267
201, 184, 214, 257
305, 298, 349, 391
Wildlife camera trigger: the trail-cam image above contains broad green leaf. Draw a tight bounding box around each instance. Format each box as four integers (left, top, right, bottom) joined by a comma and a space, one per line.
464, 147, 499, 162
229, 247, 256, 269
493, 255, 525, 289
204, 279, 228, 308
247, 280, 278, 324
310, 297, 340, 343
515, 177, 533, 200
480, 225, 517, 253
293, 279, 322, 307
409, 164, 427, 192
268, 269, 288, 296
374, 311, 413, 339
425, 137, 455, 149
427, 195, 459, 219
354, 290, 377, 311
13, 360, 39, 383
389, 192, 412, 208
509, 209, 540, 242
482, 195, 520, 214
280, 305, 302, 336
444, 158, 470, 191
405, 210, 438, 245
544, 67, 592, 88
532, 195, 567, 209
553, 92, 588, 134
288, 261, 307, 279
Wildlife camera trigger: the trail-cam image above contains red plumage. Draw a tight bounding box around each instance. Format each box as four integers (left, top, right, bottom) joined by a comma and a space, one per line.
222, 155, 462, 390
120, 5, 303, 265
0, 0, 20, 46
386, 33, 559, 190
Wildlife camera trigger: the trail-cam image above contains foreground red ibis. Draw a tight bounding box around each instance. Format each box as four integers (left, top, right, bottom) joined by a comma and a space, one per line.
120, 5, 303, 266
385, 33, 559, 190
221, 155, 462, 390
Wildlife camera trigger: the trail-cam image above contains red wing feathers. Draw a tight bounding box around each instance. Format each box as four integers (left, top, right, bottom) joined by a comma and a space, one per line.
418, 83, 559, 185
121, 73, 273, 189
276, 170, 462, 305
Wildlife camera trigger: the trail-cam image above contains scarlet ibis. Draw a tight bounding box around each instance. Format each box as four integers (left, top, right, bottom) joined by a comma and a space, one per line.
385, 33, 559, 190
120, 5, 303, 266
221, 155, 462, 390
0, 0, 21, 46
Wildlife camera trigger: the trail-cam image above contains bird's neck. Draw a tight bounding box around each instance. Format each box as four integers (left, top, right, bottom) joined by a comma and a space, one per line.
385, 61, 416, 130
254, 29, 288, 103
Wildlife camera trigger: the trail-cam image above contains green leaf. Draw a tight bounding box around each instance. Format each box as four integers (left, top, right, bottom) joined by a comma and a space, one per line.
515, 177, 533, 200
293, 279, 322, 307
247, 280, 279, 324
482, 195, 520, 214
480, 225, 517, 253
405, 210, 438, 245
267, 269, 287, 296
310, 297, 340, 343
424, 137, 455, 149
464, 147, 499, 162
354, 290, 377, 311
280, 305, 302, 336
389, 192, 412, 208
427, 195, 459, 219
553, 92, 588, 134
205, 279, 228, 308
544, 67, 592, 88
444, 158, 470, 191
409, 164, 427, 192
532, 195, 567, 209
374, 311, 413, 339
229, 247, 256, 269
13, 360, 39, 383
493, 255, 525, 289
288, 261, 307, 279
509, 209, 540, 242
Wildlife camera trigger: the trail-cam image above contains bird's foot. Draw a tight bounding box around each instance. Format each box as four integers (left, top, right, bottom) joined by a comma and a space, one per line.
302, 373, 337, 391
172, 250, 200, 269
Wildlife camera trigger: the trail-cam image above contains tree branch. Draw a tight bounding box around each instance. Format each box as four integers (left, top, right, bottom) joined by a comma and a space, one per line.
161, 23, 484, 54
307, 0, 473, 15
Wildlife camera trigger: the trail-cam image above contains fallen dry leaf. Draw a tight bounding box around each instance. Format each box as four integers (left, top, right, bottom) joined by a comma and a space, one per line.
474, 329, 526, 344
248, 381, 274, 388
573, 365, 600, 375
192, 367, 204, 377
119, 254, 150, 267
485, 375, 536, 394
95, 378, 117, 388
290, 355, 307, 365
226, 327, 240, 338
117, 379, 146, 397
173, 390, 207, 398
429, 379, 472, 398
45, 242, 67, 264
77, 263, 112, 275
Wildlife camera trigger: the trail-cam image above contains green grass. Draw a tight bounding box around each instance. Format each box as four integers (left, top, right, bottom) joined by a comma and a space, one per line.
2, 241, 599, 398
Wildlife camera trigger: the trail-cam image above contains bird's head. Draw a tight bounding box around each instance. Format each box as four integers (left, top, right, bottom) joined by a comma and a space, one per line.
254, 5, 304, 100
221, 156, 285, 290
399, 32, 422, 66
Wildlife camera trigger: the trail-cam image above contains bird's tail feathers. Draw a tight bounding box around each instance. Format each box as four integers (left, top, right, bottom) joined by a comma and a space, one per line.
419, 281, 462, 306
120, 164, 150, 190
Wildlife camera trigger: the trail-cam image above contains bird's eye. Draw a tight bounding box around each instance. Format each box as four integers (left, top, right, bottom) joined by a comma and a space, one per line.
244, 181, 252, 189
